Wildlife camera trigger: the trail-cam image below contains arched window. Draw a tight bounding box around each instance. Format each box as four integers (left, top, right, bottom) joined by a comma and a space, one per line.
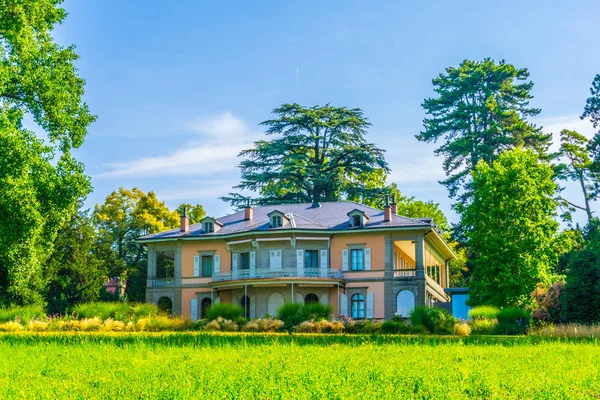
157, 297, 173, 315
241, 295, 250, 318
396, 290, 415, 318
351, 293, 365, 319
267, 292, 285, 316
201, 298, 212, 319
305, 293, 319, 304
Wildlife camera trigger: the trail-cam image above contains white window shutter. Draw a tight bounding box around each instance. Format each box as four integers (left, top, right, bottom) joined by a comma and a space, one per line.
232, 254, 238, 271
365, 248, 372, 270
339, 293, 348, 316
249, 251, 256, 278
213, 254, 220, 275
320, 293, 328, 305
215, 296, 221, 304
320, 249, 328, 277
366, 292, 374, 319
342, 249, 349, 271
190, 297, 198, 321
296, 249, 304, 276
271, 250, 282, 270
193, 256, 200, 277
270, 250, 275, 269
277, 250, 282, 269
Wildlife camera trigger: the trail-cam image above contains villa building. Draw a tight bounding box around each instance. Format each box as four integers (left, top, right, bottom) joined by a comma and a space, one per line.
137, 199, 456, 320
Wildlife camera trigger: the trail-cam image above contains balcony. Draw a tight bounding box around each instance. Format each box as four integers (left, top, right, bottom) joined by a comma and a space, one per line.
212, 267, 344, 282
393, 269, 417, 278
152, 278, 174, 287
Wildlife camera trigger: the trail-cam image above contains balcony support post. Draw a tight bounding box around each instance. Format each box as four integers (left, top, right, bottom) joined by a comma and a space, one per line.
291, 283, 294, 303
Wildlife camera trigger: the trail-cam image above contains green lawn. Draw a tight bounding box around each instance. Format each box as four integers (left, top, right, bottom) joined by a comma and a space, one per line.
0, 333, 599, 399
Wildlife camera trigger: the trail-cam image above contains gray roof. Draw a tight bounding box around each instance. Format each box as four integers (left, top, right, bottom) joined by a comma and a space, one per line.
138, 201, 432, 241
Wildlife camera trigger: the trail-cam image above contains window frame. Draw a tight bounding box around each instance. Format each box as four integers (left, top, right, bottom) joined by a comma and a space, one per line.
305, 250, 319, 270
351, 293, 365, 319
271, 214, 283, 228
201, 255, 213, 277
352, 214, 362, 227
350, 248, 364, 271
240, 252, 251, 270
204, 221, 214, 233
305, 293, 319, 304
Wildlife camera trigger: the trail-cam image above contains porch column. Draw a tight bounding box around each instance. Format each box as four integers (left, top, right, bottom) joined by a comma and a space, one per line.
244, 284, 248, 318
291, 283, 294, 303
415, 233, 425, 278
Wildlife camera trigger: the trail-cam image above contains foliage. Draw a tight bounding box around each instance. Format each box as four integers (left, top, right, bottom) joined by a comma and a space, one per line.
44, 210, 107, 314
0, 305, 45, 323
175, 203, 206, 224
581, 74, 600, 130
468, 306, 500, 321
531, 324, 600, 339
557, 129, 598, 222
73, 302, 132, 321
458, 149, 558, 307
93, 188, 180, 301
222, 104, 389, 207
469, 318, 497, 335
380, 320, 425, 334
417, 58, 550, 201
454, 322, 471, 336
276, 302, 302, 329
206, 303, 243, 321
531, 282, 564, 324
494, 307, 530, 335
0, 1, 96, 306
5, 335, 600, 398
242, 318, 284, 332
299, 302, 332, 322
410, 306, 457, 334
562, 221, 600, 324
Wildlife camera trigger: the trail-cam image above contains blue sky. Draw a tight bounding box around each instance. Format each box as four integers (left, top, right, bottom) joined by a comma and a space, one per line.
52, 1, 600, 225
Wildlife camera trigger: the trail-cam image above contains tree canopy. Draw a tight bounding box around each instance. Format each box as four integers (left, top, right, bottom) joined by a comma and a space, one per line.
222, 104, 389, 208
458, 148, 558, 307
0, 0, 96, 305
582, 74, 600, 130
416, 59, 551, 201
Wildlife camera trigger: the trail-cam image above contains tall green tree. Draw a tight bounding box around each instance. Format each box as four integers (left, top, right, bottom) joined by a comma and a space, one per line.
176, 203, 206, 224
44, 210, 106, 314
94, 188, 179, 302
0, 1, 95, 305
458, 148, 558, 307
222, 104, 389, 208
416, 59, 551, 201
558, 129, 597, 222
581, 74, 600, 130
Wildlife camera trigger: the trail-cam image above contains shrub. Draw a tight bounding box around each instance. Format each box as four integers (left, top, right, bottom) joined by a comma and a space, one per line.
410, 307, 456, 334
102, 318, 126, 332
353, 319, 381, 334
469, 306, 500, 320
300, 303, 332, 322
495, 307, 530, 335
531, 324, 600, 338
73, 302, 130, 321
130, 303, 159, 318
0, 321, 24, 332
296, 321, 320, 333
0, 305, 45, 323
242, 318, 284, 332
276, 303, 302, 329
204, 317, 238, 332
80, 317, 103, 331
469, 318, 497, 335
531, 282, 564, 324
204, 320, 221, 331
27, 320, 49, 332
454, 322, 471, 336
135, 318, 150, 332
207, 303, 243, 321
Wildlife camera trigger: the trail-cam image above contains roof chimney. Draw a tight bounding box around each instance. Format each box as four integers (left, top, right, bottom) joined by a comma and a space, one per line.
390, 194, 397, 215
384, 195, 392, 222
244, 198, 253, 221
180, 206, 189, 232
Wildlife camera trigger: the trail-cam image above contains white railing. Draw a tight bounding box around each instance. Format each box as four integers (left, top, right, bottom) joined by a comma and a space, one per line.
212, 267, 343, 282
393, 269, 417, 278
153, 278, 174, 287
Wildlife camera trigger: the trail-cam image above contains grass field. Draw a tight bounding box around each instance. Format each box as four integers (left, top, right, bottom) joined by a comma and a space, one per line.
1, 333, 599, 399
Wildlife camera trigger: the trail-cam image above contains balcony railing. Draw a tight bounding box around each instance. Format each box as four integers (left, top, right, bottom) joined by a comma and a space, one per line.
212, 267, 343, 282
153, 278, 174, 287
393, 269, 417, 278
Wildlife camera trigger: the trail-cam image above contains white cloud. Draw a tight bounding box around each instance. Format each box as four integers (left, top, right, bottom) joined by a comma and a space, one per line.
96, 112, 263, 179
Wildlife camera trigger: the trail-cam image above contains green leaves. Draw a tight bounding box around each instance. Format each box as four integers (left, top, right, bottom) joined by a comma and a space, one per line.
417, 59, 550, 201
581, 74, 600, 129
460, 149, 559, 307
223, 103, 389, 208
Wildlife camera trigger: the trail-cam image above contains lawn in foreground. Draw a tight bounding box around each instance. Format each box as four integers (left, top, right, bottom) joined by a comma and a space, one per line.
0, 333, 599, 399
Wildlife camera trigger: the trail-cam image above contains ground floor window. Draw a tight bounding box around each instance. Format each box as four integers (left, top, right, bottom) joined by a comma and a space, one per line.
351, 293, 365, 319
157, 297, 173, 315
201, 298, 212, 318
241, 295, 250, 318
305, 293, 319, 304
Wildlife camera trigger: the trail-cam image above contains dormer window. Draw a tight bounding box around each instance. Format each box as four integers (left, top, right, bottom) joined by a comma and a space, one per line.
347, 209, 369, 228
268, 210, 286, 228
200, 217, 222, 234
